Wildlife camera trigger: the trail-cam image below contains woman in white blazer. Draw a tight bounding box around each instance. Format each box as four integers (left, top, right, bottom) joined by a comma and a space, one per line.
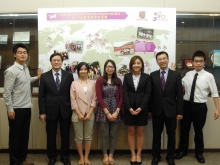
70, 62, 97, 165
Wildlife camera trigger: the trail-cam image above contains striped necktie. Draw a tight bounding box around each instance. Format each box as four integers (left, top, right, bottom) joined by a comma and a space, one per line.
55, 72, 60, 90
161, 71, 166, 91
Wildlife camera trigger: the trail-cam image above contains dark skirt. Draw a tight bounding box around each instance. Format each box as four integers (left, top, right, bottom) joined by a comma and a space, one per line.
124, 105, 148, 126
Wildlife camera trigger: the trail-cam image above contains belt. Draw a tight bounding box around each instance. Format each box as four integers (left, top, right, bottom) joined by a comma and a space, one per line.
184, 100, 206, 105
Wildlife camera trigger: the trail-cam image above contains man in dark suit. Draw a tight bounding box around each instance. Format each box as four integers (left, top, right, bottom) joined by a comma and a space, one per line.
149, 51, 183, 165
38, 53, 74, 165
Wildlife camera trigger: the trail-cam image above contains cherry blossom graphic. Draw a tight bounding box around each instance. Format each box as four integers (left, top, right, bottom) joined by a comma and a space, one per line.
47, 36, 52, 41
85, 32, 108, 49
163, 45, 167, 50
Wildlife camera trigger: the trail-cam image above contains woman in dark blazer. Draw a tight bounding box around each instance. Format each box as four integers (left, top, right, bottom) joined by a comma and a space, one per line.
123, 55, 151, 165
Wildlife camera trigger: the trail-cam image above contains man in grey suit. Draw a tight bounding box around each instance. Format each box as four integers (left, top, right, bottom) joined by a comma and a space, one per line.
38, 53, 74, 165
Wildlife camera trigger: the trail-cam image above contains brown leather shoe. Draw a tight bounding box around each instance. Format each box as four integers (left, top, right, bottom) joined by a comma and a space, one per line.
21, 160, 34, 165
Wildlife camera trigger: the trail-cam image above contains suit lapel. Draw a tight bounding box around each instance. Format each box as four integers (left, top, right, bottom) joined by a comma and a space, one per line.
48, 70, 58, 92
137, 73, 144, 90
59, 69, 67, 92
76, 80, 88, 104
85, 81, 93, 102
164, 69, 172, 91
128, 73, 135, 91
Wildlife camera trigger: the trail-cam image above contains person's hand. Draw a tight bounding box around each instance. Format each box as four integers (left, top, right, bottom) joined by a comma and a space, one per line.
129, 108, 136, 115
170, 62, 176, 71
37, 68, 43, 79
77, 113, 84, 121
134, 108, 142, 115
39, 115, 46, 122
8, 112, 15, 120
177, 115, 183, 120
214, 109, 219, 120
106, 113, 114, 122
112, 111, 118, 121
84, 113, 91, 121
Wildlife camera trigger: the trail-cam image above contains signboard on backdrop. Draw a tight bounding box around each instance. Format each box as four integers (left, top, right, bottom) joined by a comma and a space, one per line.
38, 7, 176, 80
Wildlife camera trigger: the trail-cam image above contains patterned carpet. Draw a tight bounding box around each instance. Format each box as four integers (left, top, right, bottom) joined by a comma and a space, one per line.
0, 152, 220, 165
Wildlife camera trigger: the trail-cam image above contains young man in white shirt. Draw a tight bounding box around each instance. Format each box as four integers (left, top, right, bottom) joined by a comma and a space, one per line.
175, 50, 219, 163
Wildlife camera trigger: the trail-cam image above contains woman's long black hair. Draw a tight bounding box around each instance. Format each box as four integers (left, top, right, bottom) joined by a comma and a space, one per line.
102, 59, 119, 86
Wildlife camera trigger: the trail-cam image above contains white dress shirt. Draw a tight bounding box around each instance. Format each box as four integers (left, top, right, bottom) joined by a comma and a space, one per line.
52, 69, 62, 83
132, 73, 141, 91
182, 69, 219, 103
160, 68, 169, 82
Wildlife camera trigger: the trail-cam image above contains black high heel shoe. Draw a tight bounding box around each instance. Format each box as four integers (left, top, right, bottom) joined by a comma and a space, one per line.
136, 161, 142, 165
130, 161, 136, 165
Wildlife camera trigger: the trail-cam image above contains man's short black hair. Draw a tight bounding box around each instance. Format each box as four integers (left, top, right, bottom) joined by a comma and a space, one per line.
155, 51, 169, 60
13, 43, 29, 54
192, 50, 206, 61
49, 53, 63, 62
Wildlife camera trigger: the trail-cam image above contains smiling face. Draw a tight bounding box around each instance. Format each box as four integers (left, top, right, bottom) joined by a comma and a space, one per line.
156, 53, 169, 70
14, 47, 28, 65
132, 58, 142, 73
79, 64, 88, 78
51, 55, 63, 71
105, 62, 115, 76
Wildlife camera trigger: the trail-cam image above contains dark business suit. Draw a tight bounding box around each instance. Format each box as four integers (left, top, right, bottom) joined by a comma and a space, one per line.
123, 72, 151, 126
149, 69, 183, 160
38, 69, 74, 160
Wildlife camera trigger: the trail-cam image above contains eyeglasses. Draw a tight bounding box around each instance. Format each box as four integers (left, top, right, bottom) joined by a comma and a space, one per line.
157, 57, 168, 62
106, 66, 115, 70
52, 59, 62, 62
194, 60, 204, 63
16, 51, 27, 55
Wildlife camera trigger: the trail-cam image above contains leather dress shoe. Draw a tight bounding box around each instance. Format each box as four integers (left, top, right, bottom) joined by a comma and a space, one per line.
151, 158, 160, 165
48, 159, 56, 165
195, 154, 205, 163
167, 159, 175, 165
175, 151, 187, 160
60, 158, 71, 165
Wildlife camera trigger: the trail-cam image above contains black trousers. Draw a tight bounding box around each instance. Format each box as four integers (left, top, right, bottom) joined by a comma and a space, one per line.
178, 101, 207, 155
46, 111, 71, 160
8, 108, 31, 165
152, 111, 177, 160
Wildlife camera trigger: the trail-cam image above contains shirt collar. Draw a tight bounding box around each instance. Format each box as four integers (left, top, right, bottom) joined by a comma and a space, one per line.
14, 61, 26, 70
78, 78, 89, 84
132, 72, 141, 79
194, 68, 204, 75
160, 67, 169, 73
52, 69, 62, 75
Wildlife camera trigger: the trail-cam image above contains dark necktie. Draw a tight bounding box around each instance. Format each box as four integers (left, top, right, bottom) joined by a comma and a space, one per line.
190, 73, 198, 103
55, 72, 60, 90
161, 71, 166, 91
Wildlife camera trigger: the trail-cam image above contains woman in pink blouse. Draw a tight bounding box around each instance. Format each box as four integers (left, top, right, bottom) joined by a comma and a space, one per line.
70, 62, 97, 165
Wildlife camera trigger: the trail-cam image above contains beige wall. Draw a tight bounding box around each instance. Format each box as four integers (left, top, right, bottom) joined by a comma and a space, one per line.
0, 0, 220, 14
